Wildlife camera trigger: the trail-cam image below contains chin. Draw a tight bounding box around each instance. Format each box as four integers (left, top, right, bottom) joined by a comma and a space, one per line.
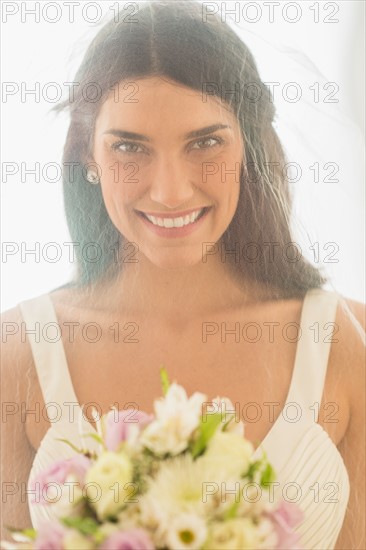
142, 248, 206, 270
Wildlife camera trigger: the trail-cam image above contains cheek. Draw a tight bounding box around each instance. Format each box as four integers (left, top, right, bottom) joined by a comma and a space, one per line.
97, 154, 145, 204
204, 156, 241, 209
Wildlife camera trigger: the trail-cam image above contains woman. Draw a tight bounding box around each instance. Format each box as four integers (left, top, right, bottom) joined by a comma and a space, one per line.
1, 1, 365, 548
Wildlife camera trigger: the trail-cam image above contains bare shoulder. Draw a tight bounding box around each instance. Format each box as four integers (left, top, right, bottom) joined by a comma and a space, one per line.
331, 294, 365, 406
1, 305, 39, 537
1, 304, 40, 450
332, 296, 365, 548
1, 303, 31, 366
1, 304, 37, 403
337, 295, 366, 332
49, 284, 107, 313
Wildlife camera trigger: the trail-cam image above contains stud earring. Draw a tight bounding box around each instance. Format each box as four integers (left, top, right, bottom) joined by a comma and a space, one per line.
86, 169, 100, 184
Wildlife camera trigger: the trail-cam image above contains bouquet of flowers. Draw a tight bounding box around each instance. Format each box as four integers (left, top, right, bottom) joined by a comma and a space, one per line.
2, 368, 303, 550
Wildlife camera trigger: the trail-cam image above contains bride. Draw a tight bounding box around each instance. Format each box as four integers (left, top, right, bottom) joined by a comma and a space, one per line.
1, 1, 365, 548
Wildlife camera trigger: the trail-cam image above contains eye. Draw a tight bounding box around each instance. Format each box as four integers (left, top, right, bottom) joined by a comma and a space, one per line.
111, 140, 146, 154
189, 136, 224, 150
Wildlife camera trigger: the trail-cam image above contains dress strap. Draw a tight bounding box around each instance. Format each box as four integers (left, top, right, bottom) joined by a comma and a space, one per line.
18, 293, 79, 419
287, 287, 341, 423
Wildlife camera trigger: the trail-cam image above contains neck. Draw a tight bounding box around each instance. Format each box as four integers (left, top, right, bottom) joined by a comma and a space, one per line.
96, 253, 264, 321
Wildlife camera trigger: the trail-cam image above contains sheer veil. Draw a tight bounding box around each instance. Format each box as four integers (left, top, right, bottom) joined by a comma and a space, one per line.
57, 0, 365, 335
211, 0, 365, 341
1, 0, 365, 543
219, 5, 364, 272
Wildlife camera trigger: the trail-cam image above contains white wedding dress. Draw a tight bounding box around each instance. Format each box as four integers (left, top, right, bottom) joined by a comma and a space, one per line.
18, 287, 350, 549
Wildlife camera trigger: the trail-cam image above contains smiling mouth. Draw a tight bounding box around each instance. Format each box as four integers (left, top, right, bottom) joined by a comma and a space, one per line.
136, 207, 210, 228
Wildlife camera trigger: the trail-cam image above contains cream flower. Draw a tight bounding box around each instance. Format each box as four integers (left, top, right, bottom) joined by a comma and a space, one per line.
97, 522, 120, 540
141, 453, 216, 520
85, 451, 133, 520
165, 513, 208, 550
203, 518, 262, 550
63, 531, 94, 550
138, 493, 170, 548
237, 481, 280, 519
140, 383, 207, 456
256, 517, 279, 549
51, 473, 84, 518
200, 431, 254, 480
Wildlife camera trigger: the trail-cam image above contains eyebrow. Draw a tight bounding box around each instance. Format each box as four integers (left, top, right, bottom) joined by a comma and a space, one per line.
103, 123, 231, 142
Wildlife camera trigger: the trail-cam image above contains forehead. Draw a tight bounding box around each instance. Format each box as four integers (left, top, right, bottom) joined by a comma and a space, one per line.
95, 76, 240, 136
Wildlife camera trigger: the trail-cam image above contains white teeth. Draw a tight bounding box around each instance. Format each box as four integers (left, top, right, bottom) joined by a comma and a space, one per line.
144, 208, 204, 228
165, 218, 174, 228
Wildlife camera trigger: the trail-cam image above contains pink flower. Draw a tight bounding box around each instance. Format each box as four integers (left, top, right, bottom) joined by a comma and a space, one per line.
268, 500, 305, 549
34, 520, 67, 550
105, 409, 153, 451
29, 454, 90, 505
100, 528, 155, 550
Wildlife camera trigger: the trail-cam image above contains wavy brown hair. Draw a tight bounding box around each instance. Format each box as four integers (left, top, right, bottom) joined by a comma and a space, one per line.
54, 0, 327, 298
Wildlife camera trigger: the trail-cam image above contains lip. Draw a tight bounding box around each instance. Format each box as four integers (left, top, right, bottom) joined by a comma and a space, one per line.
136, 207, 208, 218
136, 206, 212, 238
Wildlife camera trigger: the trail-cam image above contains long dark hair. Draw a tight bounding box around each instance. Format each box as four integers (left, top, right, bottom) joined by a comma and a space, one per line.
54, 0, 327, 298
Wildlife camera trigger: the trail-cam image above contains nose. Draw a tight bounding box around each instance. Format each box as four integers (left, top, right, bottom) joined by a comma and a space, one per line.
148, 156, 195, 209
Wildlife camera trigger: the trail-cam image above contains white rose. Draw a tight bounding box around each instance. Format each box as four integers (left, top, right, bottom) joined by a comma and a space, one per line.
85, 451, 133, 520
52, 474, 84, 518
203, 518, 261, 550
200, 431, 254, 480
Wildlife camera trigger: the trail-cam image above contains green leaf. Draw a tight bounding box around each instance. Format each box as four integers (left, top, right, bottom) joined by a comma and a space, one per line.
251, 448, 277, 485
190, 413, 222, 458
61, 516, 99, 535
54, 438, 86, 454
244, 459, 263, 481
84, 432, 105, 447
160, 366, 170, 395
244, 448, 277, 487
54, 437, 98, 459
21, 528, 37, 540
222, 414, 235, 431
261, 462, 276, 486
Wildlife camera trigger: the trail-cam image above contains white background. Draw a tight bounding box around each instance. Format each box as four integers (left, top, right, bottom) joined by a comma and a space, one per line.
1, 0, 365, 311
